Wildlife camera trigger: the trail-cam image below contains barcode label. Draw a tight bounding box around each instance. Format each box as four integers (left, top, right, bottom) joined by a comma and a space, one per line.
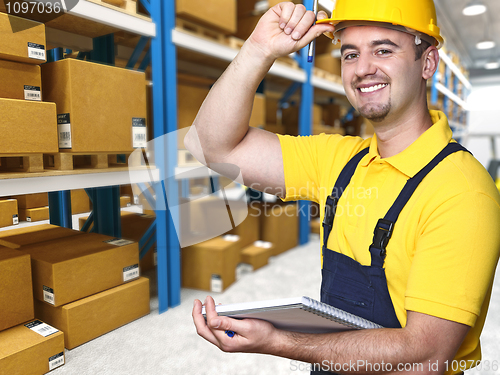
211, 274, 223, 293
25, 320, 59, 337
57, 113, 72, 149
43, 285, 55, 305
123, 264, 140, 282
49, 352, 65, 371
27, 42, 46, 60
24, 85, 41, 101
12, 214, 19, 225
104, 238, 134, 247
132, 117, 147, 148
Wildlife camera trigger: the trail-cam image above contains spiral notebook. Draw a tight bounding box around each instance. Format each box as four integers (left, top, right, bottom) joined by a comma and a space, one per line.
202, 296, 383, 333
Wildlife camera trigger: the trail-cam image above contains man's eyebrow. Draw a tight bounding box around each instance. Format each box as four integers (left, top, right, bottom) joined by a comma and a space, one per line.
371, 39, 399, 48
340, 44, 357, 55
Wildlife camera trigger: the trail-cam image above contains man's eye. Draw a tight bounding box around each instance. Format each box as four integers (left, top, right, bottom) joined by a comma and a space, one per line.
343, 53, 358, 60
377, 49, 391, 55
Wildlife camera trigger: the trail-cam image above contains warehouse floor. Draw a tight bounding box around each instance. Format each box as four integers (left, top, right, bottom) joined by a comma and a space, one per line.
47, 233, 500, 375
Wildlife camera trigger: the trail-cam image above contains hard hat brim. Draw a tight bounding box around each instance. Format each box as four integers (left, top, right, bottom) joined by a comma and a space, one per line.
316, 18, 443, 49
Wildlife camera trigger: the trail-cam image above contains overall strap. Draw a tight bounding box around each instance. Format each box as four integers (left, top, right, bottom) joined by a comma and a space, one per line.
369, 142, 470, 267
322, 148, 370, 248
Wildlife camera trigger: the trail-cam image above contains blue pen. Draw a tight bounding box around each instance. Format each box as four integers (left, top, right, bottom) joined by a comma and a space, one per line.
307, 0, 319, 63
225, 330, 236, 338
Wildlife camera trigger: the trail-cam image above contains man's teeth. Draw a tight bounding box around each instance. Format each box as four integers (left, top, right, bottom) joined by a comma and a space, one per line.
359, 84, 387, 93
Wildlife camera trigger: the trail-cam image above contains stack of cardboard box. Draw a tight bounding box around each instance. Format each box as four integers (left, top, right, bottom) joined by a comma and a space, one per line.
13, 193, 49, 222
0, 224, 150, 352
0, 239, 65, 373
0, 14, 58, 159
181, 198, 299, 292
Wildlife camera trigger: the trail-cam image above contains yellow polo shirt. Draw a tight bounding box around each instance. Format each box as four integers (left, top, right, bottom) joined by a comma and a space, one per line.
278, 110, 500, 369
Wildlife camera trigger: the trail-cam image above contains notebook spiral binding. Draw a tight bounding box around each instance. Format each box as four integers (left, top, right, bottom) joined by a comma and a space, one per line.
301, 297, 383, 330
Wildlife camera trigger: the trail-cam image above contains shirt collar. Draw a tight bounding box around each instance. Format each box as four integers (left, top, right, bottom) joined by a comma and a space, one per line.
361, 110, 453, 177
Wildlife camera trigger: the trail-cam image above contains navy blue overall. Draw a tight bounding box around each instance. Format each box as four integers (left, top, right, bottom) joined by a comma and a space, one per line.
311, 142, 468, 374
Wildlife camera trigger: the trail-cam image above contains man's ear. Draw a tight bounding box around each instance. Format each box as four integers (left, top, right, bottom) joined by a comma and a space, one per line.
422, 47, 439, 80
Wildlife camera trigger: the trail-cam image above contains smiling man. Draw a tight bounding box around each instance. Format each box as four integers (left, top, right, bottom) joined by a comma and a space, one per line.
187, 1, 500, 374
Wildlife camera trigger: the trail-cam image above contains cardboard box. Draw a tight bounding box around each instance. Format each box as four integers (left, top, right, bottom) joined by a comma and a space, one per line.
240, 241, 273, 270
249, 93, 266, 128
0, 247, 34, 332
0, 98, 58, 153
71, 189, 90, 214
34, 277, 150, 349
177, 0, 236, 34
226, 204, 259, 248
79, 212, 157, 273
177, 83, 209, 129
260, 203, 298, 255
313, 104, 323, 125
0, 320, 65, 374
41, 59, 147, 153
13, 193, 48, 209
120, 196, 131, 208
0, 60, 41, 101
0, 13, 46, 64
315, 53, 341, 76
0, 199, 19, 228
182, 236, 241, 292
20, 232, 140, 306
311, 218, 321, 234
0, 224, 82, 249
18, 207, 49, 222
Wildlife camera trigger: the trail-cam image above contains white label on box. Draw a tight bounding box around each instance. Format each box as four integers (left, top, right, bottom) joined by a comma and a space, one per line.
211, 274, 223, 293
27, 42, 46, 60
43, 285, 55, 305
12, 214, 19, 225
27, 217, 32, 222
49, 352, 65, 371
105, 238, 135, 247
24, 85, 41, 101
25, 320, 58, 337
236, 263, 253, 281
123, 264, 140, 282
222, 235, 240, 242
57, 113, 72, 149
254, 240, 273, 249
132, 117, 147, 148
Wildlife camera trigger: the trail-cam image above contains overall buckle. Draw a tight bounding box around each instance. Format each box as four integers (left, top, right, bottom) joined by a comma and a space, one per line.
322, 196, 339, 228
371, 219, 394, 258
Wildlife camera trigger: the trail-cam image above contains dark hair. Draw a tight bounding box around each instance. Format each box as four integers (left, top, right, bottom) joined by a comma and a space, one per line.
413, 39, 432, 60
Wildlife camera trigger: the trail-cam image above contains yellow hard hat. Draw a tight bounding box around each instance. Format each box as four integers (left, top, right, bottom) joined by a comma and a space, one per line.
317, 0, 444, 49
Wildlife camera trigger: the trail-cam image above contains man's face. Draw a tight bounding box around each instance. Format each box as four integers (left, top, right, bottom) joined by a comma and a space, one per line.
340, 26, 425, 123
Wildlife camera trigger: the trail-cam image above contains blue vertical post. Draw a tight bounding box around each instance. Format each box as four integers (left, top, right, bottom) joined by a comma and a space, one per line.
162, 0, 181, 309
48, 191, 72, 228
298, 0, 314, 245
151, 0, 181, 312
46, 47, 73, 228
